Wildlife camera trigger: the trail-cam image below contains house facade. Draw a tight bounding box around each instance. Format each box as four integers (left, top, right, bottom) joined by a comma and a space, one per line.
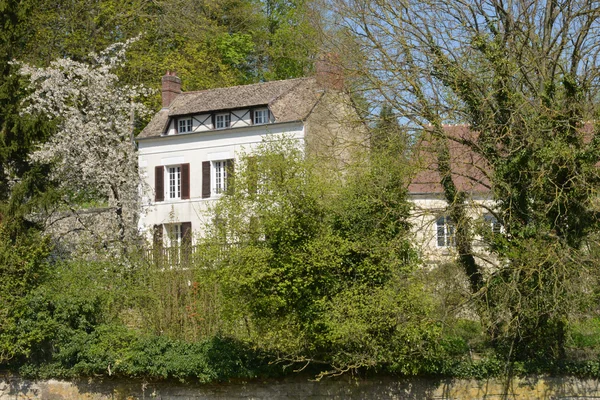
136, 69, 365, 247
407, 126, 499, 265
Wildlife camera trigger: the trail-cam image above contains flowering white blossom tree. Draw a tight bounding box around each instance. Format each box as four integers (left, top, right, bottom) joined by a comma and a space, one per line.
18, 40, 151, 251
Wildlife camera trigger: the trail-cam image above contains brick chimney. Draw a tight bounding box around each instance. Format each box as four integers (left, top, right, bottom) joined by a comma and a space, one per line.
161, 71, 181, 108
316, 54, 344, 91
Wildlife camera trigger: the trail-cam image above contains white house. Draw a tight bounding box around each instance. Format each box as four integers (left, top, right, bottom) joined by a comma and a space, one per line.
136, 66, 365, 248
136, 69, 500, 265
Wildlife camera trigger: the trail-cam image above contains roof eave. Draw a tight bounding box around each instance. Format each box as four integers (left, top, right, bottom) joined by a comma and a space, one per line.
135, 120, 305, 142
167, 104, 271, 118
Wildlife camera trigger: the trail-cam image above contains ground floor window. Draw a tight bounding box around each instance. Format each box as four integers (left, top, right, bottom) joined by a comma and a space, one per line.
484, 214, 503, 234
152, 222, 192, 266
167, 223, 183, 247
437, 216, 456, 247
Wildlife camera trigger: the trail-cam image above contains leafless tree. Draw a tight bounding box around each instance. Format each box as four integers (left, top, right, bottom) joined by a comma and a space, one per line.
329, 0, 600, 359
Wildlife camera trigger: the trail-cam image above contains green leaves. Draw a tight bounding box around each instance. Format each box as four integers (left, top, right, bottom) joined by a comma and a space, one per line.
0, 227, 51, 363
202, 137, 431, 373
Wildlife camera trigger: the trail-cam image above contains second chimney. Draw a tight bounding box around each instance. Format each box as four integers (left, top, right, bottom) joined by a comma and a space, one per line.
162, 71, 181, 108
316, 54, 344, 91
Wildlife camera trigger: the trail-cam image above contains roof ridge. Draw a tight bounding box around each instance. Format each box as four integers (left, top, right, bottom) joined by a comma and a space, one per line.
177, 76, 313, 96
267, 77, 315, 108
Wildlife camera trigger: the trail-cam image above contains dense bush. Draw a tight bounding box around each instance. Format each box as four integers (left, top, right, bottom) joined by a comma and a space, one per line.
17, 325, 276, 382
0, 226, 52, 364
1, 255, 278, 381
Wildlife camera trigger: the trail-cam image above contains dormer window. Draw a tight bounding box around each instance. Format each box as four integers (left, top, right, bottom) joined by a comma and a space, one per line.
215, 113, 231, 129
178, 118, 193, 133
253, 109, 270, 125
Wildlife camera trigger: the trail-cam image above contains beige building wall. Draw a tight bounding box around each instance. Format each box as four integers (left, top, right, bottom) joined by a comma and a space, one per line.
304, 90, 368, 168
409, 194, 501, 269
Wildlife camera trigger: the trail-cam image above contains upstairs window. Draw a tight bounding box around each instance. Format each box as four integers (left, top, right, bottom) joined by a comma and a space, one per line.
202, 159, 234, 198
215, 113, 231, 129
213, 160, 230, 195
437, 216, 456, 247
154, 164, 189, 202
178, 118, 193, 133
253, 109, 269, 125
167, 166, 181, 200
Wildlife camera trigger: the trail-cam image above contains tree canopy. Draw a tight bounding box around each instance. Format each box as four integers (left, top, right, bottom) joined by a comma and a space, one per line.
332, 0, 600, 360
200, 137, 437, 375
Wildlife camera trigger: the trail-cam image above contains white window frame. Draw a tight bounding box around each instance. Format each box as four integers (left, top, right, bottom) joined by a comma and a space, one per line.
211, 159, 231, 196
162, 223, 184, 266
253, 108, 269, 125
215, 113, 231, 129
178, 118, 193, 133
166, 223, 183, 247
436, 216, 456, 247
166, 165, 181, 200
484, 214, 503, 234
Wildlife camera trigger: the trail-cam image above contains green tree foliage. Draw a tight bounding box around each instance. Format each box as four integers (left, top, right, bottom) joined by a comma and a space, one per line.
1, 254, 275, 382
257, 0, 321, 80
372, 103, 409, 153
18, 0, 322, 94
201, 137, 440, 375
0, 0, 57, 229
333, 0, 600, 362
0, 226, 51, 364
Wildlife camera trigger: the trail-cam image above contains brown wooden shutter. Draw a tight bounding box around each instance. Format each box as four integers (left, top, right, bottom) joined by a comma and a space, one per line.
174, 118, 178, 134
155, 166, 164, 202
202, 161, 211, 198
181, 163, 190, 200
226, 159, 234, 195
250, 109, 254, 125
153, 224, 163, 248
211, 114, 216, 129
153, 224, 164, 266
247, 156, 257, 195
181, 221, 192, 263
182, 222, 192, 246
153, 224, 163, 263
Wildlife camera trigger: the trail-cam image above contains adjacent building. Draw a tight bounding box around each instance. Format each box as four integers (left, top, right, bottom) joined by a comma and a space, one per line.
408, 126, 498, 264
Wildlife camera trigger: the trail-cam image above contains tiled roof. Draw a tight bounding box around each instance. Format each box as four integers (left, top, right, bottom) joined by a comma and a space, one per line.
409, 125, 491, 194
138, 109, 170, 140
409, 123, 599, 195
137, 77, 324, 139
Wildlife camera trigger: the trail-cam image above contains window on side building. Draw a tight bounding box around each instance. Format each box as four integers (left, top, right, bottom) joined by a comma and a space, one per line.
437, 215, 456, 247
484, 214, 503, 234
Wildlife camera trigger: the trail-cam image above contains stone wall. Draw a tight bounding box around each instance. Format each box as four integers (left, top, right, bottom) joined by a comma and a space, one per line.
3, 373, 600, 399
